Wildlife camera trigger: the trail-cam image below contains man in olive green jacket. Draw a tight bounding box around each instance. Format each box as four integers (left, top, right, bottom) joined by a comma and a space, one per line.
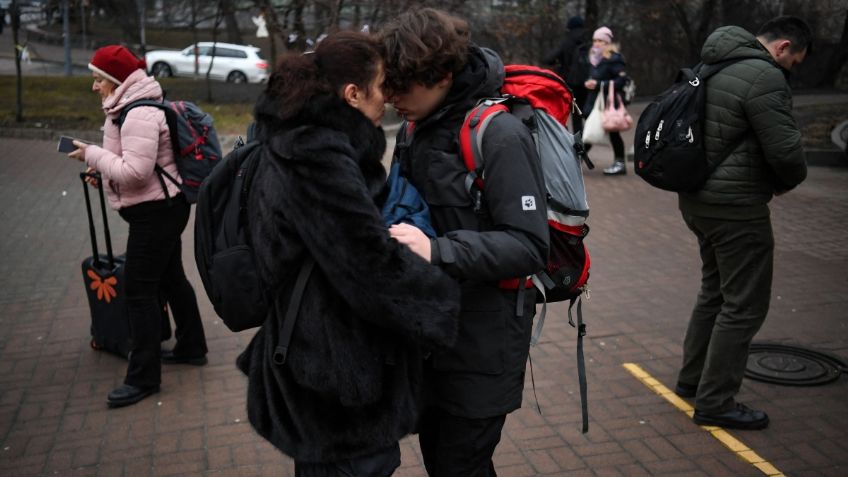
674, 16, 811, 430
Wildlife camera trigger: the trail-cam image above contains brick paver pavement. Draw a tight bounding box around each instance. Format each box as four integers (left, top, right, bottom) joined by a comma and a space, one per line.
1, 136, 846, 476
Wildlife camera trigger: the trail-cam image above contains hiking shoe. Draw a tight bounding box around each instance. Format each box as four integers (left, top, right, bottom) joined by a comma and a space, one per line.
673, 381, 697, 398
693, 402, 769, 430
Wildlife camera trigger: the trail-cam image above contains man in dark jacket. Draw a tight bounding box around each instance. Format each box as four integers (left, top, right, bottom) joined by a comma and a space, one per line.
380, 8, 549, 476
543, 15, 589, 132
674, 16, 811, 430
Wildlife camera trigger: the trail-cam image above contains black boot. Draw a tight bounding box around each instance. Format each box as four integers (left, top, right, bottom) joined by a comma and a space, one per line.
603, 159, 626, 176
107, 383, 159, 408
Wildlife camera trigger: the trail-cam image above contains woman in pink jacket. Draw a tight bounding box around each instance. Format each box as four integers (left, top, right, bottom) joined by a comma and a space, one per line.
68, 45, 208, 408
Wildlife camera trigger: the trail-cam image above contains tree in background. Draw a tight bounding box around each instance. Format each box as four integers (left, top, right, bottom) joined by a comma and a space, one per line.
26, 0, 847, 92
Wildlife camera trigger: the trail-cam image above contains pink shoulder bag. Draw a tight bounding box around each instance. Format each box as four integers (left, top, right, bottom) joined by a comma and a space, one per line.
602, 81, 633, 132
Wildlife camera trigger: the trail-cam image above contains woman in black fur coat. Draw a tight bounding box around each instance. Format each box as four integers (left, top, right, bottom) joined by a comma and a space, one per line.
236, 31, 460, 476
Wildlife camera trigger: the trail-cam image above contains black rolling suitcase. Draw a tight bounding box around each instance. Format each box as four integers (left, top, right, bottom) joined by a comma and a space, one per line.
80, 172, 171, 358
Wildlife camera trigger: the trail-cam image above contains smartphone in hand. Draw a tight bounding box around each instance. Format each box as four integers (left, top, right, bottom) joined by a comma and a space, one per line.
57, 136, 79, 153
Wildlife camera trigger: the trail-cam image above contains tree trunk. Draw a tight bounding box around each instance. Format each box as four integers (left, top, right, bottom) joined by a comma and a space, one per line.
207, 2, 223, 103
669, 0, 700, 63
99, 0, 141, 44
328, 0, 344, 33
11, 0, 23, 122
585, 0, 599, 30
261, 1, 282, 70
816, 8, 848, 87
290, 0, 307, 52
221, 0, 244, 44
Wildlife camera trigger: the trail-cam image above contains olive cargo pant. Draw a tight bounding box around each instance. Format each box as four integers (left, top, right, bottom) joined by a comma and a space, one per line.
677, 213, 774, 413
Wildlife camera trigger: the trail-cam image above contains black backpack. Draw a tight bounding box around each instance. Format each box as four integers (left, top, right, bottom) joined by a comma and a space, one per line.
194, 138, 315, 361
634, 58, 754, 192
193, 139, 267, 331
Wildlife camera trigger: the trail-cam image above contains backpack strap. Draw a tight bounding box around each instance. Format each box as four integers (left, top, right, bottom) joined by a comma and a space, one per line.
694, 58, 762, 175
459, 100, 538, 294
568, 295, 589, 433
459, 100, 510, 196
115, 99, 183, 199
272, 256, 316, 365
115, 99, 181, 158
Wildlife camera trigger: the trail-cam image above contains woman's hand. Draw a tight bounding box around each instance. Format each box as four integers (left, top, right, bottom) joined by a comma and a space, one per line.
584, 79, 598, 90
67, 140, 88, 162
389, 223, 431, 262
84, 166, 100, 188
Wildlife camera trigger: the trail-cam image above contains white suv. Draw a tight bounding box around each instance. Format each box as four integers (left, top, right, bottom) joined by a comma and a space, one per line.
146, 42, 269, 83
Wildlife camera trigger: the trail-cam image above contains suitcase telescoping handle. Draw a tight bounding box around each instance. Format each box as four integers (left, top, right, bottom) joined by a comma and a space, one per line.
80, 171, 115, 269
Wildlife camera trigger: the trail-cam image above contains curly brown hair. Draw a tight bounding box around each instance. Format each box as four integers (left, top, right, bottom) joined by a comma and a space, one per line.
378, 8, 470, 95
263, 31, 383, 121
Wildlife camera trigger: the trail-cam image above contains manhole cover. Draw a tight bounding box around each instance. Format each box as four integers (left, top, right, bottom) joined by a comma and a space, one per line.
746, 343, 847, 386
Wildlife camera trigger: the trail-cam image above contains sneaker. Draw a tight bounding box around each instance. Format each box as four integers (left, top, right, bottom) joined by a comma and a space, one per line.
693, 402, 769, 430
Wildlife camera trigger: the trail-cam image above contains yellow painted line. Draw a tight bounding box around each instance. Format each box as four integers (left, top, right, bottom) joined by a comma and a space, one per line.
622, 363, 785, 477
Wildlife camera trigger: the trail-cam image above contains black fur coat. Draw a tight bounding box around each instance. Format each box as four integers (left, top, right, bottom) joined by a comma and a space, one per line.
237, 93, 460, 463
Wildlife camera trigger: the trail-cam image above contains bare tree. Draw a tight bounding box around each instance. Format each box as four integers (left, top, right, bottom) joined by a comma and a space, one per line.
206, 2, 224, 102
221, 0, 245, 44
11, 0, 23, 122
92, 0, 142, 43
670, 0, 719, 63
817, 8, 848, 87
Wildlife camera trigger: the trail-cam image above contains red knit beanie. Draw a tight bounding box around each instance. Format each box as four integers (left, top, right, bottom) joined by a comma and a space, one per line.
88, 45, 146, 85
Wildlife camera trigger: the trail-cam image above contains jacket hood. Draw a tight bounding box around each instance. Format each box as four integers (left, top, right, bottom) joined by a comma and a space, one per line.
701, 26, 774, 65
443, 46, 504, 107
102, 69, 163, 115
417, 45, 503, 127
256, 93, 387, 197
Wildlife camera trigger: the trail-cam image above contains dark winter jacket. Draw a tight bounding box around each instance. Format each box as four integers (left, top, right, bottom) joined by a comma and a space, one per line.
543, 27, 588, 86
584, 51, 627, 115
393, 46, 549, 419
237, 92, 461, 463
679, 26, 807, 220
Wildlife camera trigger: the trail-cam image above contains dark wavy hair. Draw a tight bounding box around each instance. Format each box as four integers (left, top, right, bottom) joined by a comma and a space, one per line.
378, 8, 470, 95
262, 31, 383, 121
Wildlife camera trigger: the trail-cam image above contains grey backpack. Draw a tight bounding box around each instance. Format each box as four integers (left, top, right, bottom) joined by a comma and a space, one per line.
116, 99, 222, 203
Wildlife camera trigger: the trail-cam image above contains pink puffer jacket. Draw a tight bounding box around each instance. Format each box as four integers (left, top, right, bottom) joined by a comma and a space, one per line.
84, 69, 182, 210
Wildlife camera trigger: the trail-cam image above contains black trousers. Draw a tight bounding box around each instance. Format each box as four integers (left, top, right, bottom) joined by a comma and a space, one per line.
294, 443, 401, 477
119, 195, 207, 387
418, 407, 507, 477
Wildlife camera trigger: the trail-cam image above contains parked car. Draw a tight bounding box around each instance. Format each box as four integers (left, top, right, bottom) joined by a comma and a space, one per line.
145, 42, 269, 84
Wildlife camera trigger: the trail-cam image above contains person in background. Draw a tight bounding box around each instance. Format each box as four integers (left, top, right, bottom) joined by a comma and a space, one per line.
583, 26, 629, 176
68, 45, 208, 408
236, 31, 460, 476
673, 16, 811, 430
543, 15, 589, 132
380, 9, 549, 476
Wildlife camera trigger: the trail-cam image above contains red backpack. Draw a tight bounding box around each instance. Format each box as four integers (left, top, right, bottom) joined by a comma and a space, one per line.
459, 64, 593, 432
459, 65, 592, 306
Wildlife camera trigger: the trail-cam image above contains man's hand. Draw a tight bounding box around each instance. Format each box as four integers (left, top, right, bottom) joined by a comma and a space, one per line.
584, 79, 597, 90
389, 223, 432, 262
